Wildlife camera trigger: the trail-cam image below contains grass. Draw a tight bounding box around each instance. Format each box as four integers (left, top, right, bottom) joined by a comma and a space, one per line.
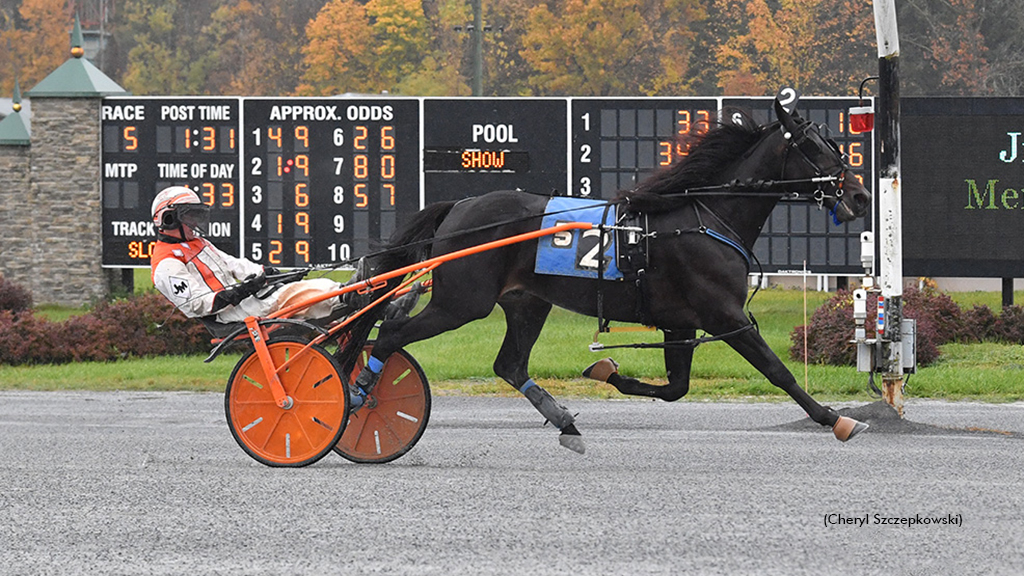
4, 282, 1024, 402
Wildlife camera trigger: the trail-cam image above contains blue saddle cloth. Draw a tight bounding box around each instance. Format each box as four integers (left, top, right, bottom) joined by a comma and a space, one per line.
534, 197, 624, 280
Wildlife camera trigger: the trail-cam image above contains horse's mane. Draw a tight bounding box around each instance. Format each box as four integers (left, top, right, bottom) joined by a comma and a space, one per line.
617, 108, 768, 213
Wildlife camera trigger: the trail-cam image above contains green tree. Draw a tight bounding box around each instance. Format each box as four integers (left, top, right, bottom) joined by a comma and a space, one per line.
117, 0, 219, 94
520, 0, 704, 96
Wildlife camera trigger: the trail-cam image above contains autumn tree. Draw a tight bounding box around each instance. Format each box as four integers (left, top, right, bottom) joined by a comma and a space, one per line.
203, 0, 327, 96
899, 0, 997, 95
0, 0, 71, 95
520, 0, 705, 96
297, 0, 432, 96
713, 0, 874, 96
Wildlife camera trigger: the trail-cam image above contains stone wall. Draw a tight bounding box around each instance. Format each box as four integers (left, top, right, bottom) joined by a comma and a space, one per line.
0, 144, 32, 290
4, 97, 116, 306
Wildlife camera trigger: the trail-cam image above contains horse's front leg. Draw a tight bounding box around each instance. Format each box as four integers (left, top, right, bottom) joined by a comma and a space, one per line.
724, 327, 868, 442
583, 329, 696, 402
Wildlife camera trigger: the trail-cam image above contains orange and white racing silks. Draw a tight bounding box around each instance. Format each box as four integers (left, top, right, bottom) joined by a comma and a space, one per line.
152, 238, 266, 322
151, 238, 342, 323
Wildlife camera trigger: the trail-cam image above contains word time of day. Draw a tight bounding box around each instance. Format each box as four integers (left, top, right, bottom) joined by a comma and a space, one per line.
101, 98, 242, 266
243, 99, 420, 267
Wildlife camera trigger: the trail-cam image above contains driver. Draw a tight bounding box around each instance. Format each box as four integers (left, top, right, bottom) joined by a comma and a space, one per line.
150, 186, 348, 323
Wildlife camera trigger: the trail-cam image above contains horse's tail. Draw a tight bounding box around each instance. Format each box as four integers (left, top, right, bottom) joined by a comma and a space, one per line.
334, 200, 456, 374
379, 200, 457, 270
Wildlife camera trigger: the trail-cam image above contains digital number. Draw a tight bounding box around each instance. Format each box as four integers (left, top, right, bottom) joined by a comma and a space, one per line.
381, 155, 395, 179
269, 240, 283, 265
354, 183, 369, 208
296, 212, 310, 234
383, 183, 396, 207
354, 126, 368, 150
268, 126, 282, 149
295, 183, 309, 207
123, 126, 138, 151
843, 142, 864, 168
295, 125, 309, 149
354, 155, 369, 179
296, 240, 310, 263
202, 126, 216, 151
677, 110, 711, 136
381, 126, 395, 150
200, 182, 235, 207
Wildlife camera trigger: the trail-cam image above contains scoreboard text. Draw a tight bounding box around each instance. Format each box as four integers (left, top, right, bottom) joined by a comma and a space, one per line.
101, 96, 875, 272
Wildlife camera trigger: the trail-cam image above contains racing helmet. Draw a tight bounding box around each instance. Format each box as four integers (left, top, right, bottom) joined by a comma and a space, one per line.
151, 186, 210, 239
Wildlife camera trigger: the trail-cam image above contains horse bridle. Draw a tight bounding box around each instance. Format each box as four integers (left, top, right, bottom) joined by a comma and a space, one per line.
780, 118, 849, 209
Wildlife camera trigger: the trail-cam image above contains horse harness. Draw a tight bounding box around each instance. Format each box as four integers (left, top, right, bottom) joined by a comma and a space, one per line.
591, 200, 759, 350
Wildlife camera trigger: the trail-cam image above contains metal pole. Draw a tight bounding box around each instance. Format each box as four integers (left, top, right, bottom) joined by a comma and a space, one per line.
873, 0, 904, 416
472, 0, 483, 96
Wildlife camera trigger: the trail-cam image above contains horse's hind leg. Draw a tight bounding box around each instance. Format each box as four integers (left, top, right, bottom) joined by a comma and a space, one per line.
583, 329, 696, 402
725, 327, 868, 442
494, 293, 585, 454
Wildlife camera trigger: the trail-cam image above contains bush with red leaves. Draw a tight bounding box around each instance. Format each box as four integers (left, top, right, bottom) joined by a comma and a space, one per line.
0, 276, 33, 314
0, 291, 210, 366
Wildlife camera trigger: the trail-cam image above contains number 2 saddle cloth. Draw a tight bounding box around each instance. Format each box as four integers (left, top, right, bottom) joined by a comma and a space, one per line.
534, 197, 645, 281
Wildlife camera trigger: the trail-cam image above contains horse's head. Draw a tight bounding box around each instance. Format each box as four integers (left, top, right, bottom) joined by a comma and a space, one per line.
773, 90, 872, 223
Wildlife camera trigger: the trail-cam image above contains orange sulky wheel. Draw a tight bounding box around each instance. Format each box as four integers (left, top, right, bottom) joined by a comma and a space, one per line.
335, 345, 431, 463
225, 338, 349, 467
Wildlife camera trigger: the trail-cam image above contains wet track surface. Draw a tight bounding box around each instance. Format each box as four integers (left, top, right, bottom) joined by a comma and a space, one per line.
2, 391, 1023, 575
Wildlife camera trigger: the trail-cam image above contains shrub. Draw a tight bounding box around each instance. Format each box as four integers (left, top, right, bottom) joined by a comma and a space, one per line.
0, 276, 33, 314
961, 304, 998, 343
903, 284, 965, 343
993, 305, 1024, 344
789, 289, 861, 366
791, 285, 945, 368
0, 293, 211, 365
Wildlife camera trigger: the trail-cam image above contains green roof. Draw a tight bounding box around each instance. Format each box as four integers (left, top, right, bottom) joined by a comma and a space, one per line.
0, 110, 30, 146
27, 56, 126, 98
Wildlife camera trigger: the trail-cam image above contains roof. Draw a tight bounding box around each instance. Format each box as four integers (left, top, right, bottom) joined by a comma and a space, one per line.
0, 110, 30, 145
26, 56, 126, 98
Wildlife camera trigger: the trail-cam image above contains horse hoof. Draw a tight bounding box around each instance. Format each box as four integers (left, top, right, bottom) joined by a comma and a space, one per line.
559, 432, 586, 454
582, 358, 619, 383
833, 416, 869, 442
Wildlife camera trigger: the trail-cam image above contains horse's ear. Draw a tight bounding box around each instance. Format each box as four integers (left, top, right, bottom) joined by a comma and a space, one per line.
774, 86, 801, 136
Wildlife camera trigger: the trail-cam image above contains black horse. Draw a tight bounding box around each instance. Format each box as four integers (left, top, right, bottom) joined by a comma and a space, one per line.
344, 92, 872, 453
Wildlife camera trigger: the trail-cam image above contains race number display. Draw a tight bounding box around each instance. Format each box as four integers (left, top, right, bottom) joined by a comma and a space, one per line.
101, 98, 241, 265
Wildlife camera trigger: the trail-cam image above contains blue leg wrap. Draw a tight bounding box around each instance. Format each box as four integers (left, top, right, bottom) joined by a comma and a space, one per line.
366, 355, 385, 374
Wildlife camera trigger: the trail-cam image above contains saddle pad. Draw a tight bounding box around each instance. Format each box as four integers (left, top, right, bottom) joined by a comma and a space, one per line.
534, 197, 624, 280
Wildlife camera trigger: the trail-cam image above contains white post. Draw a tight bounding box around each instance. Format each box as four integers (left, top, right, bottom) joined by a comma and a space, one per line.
873, 0, 904, 416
